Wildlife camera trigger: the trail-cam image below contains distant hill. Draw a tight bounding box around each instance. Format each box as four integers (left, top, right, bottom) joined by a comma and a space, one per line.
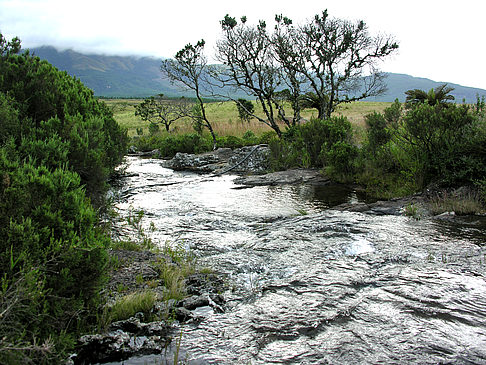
31, 46, 486, 102
369, 73, 486, 103
31, 46, 177, 97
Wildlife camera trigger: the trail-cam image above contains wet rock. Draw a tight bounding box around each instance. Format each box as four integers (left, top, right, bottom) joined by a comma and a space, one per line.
333, 202, 370, 213
109, 318, 169, 337
227, 145, 269, 173
162, 145, 269, 174
174, 307, 193, 322
162, 148, 232, 172
180, 295, 210, 310
234, 168, 330, 186
127, 146, 161, 157
74, 327, 168, 364
185, 272, 227, 296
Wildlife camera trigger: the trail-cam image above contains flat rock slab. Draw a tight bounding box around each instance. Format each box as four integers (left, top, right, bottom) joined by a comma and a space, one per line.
233, 169, 331, 186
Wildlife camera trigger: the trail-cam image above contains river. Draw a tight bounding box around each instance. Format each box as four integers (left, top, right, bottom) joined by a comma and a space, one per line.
112, 156, 486, 364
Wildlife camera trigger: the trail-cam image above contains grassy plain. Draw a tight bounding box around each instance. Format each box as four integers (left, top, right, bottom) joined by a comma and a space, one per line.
103, 98, 391, 137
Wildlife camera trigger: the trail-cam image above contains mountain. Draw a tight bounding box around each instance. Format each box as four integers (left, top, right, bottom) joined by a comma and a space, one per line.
368, 73, 486, 103
31, 46, 486, 102
31, 46, 178, 97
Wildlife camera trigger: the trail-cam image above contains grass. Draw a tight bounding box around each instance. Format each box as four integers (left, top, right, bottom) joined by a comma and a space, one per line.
104, 290, 158, 324
428, 190, 486, 215
103, 98, 391, 138
154, 242, 197, 301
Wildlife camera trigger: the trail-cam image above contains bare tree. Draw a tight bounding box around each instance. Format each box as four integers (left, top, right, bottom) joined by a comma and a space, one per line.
215, 15, 286, 137
161, 40, 217, 148
274, 10, 398, 119
273, 15, 308, 126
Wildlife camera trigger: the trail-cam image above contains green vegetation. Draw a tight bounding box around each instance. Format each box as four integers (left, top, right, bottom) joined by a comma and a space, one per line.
103, 290, 158, 324
249, 85, 486, 210
356, 89, 486, 200
0, 34, 128, 363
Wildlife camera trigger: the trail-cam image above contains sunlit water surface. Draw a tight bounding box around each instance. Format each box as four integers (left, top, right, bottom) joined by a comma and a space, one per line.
111, 156, 486, 364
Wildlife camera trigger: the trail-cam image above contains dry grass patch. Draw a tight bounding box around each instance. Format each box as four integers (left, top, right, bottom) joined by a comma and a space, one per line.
104, 98, 390, 138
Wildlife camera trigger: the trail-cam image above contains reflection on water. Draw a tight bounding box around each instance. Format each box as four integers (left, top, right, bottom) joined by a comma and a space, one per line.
113, 157, 486, 364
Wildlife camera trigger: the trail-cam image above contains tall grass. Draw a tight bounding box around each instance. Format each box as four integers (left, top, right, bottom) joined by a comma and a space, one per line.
103, 98, 391, 138
103, 290, 158, 325
428, 190, 485, 215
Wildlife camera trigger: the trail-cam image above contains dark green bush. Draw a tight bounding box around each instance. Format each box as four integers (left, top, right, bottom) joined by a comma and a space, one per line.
324, 140, 358, 176
0, 34, 126, 363
217, 135, 245, 149
269, 117, 356, 172
132, 133, 213, 157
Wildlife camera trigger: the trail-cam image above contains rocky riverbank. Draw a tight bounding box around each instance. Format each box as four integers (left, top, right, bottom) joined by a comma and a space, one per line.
71, 249, 227, 364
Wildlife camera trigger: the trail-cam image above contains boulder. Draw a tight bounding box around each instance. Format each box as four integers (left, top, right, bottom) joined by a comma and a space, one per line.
162, 145, 270, 174
75, 324, 168, 364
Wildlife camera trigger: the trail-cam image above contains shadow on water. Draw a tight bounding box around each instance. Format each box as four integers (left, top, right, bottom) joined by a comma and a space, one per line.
112, 157, 486, 364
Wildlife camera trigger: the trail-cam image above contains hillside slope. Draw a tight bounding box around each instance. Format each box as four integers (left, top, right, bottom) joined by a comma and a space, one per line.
31, 46, 486, 102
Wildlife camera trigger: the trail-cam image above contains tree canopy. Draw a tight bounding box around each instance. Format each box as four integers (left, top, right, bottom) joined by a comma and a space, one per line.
212, 10, 398, 135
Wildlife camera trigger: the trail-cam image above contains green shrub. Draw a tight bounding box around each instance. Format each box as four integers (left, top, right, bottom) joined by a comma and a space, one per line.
148, 122, 160, 135
132, 133, 213, 157
324, 140, 358, 176
0, 34, 126, 362
258, 131, 278, 144
268, 116, 356, 172
217, 135, 245, 149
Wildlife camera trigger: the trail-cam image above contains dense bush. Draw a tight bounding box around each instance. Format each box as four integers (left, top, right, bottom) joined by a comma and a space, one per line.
0, 35, 127, 363
269, 117, 356, 173
0, 49, 128, 201
357, 95, 486, 197
132, 132, 260, 157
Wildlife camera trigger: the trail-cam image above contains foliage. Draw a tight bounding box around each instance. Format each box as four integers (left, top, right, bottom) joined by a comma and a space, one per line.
0, 153, 110, 362
356, 87, 486, 198
104, 291, 158, 324
404, 84, 455, 109
428, 189, 485, 215
275, 10, 398, 120
269, 116, 356, 173
154, 242, 196, 301
134, 94, 190, 132
133, 133, 212, 157
0, 34, 127, 362
216, 16, 285, 137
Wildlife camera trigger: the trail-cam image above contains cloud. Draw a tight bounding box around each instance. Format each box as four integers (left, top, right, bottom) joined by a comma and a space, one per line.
2, 0, 486, 88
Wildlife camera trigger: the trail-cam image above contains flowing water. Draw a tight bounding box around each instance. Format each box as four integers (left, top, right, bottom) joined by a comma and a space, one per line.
113, 156, 486, 364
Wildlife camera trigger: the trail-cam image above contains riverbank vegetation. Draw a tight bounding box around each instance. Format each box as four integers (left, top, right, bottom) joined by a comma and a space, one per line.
117, 90, 486, 213
0, 34, 128, 363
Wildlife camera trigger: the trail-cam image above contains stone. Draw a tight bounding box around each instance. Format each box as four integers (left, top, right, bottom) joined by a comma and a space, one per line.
162, 145, 270, 174
234, 169, 330, 186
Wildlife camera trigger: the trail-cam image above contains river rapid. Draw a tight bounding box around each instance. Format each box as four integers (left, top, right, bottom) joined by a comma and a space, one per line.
113, 156, 486, 364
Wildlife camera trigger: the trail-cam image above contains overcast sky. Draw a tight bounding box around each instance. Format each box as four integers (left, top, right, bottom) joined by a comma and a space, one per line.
1, 0, 485, 89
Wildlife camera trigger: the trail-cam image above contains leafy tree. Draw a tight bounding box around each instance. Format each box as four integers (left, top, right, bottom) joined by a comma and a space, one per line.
135, 94, 191, 132
0, 33, 127, 362
0, 45, 128, 201
161, 40, 217, 148
0, 33, 21, 56
273, 10, 398, 119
